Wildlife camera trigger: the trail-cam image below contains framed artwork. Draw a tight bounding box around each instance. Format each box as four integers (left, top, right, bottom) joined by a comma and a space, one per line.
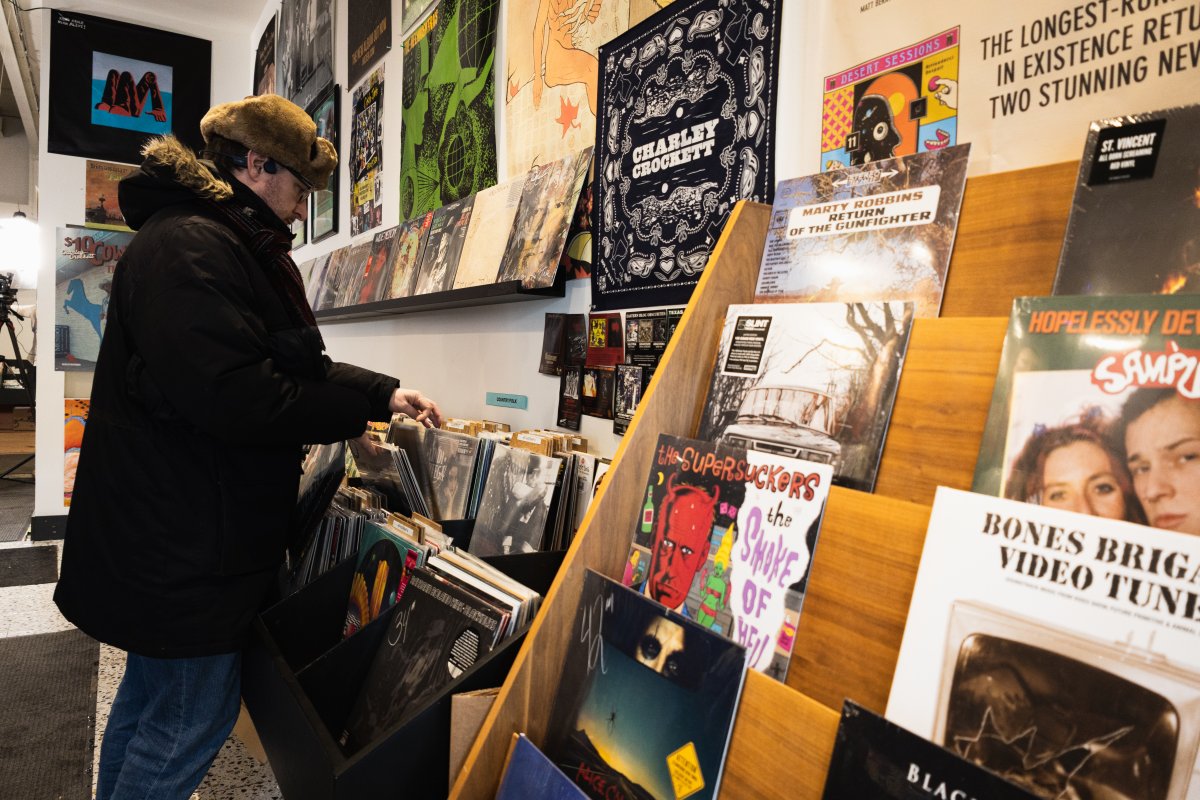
347, 0, 391, 88
48, 10, 211, 164
309, 87, 340, 242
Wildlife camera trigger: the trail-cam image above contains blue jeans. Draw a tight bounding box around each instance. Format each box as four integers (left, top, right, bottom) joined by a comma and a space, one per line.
96, 651, 241, 800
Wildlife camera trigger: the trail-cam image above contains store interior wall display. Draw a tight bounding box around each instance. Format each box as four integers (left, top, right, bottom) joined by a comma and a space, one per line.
15, 0, 1200, 796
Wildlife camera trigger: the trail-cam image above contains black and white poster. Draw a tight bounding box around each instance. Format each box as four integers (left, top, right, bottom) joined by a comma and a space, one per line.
48, 10, 211, 164
591, 0, 781, 310
347, 0, 391, 88
278, 0, 334, 114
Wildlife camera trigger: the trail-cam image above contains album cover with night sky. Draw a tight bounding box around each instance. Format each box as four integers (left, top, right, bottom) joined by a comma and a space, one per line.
544, 570, 747, 800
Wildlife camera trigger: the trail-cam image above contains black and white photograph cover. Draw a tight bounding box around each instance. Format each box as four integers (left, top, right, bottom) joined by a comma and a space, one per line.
469, 445, 562, 557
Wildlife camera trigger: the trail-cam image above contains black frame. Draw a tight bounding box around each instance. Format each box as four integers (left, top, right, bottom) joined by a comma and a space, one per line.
309, 87, 341, 243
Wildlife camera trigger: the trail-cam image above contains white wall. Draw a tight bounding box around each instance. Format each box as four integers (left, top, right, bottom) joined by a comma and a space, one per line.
33, 2, 253, 518
0, 129, 31, 204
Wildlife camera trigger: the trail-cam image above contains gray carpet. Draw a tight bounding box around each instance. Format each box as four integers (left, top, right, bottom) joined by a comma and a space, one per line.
0, 628, 99, 800
0, 545, 58, 587
0, 480, 34, 542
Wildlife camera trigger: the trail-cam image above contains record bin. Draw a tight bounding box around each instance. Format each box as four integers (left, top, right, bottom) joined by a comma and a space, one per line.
242, 525, 565, 800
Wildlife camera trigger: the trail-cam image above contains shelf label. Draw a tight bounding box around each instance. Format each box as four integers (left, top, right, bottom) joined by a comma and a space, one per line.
486, 392, 528, 410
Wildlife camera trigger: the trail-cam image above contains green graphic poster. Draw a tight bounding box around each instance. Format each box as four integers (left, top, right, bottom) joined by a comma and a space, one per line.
399, 0, 498, 219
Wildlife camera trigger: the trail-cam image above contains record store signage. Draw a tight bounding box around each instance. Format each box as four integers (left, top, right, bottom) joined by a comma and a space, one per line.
592, 0, 781, 310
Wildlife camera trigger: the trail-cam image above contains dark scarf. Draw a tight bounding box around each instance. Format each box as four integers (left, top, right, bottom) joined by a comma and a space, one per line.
203, 196, 324, 348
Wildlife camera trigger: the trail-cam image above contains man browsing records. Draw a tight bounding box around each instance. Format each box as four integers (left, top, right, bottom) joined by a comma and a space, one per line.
54, 94, 442, 800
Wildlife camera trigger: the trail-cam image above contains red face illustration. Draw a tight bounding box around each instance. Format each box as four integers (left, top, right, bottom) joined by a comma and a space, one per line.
649, 479, 718, 610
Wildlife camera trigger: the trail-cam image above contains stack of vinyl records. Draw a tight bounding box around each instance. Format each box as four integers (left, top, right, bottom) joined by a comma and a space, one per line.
347, 436, 431, 518
290, 485, 382, 592
337, 547, 542, 754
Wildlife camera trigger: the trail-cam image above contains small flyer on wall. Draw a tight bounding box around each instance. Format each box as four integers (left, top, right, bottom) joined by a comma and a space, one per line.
585, 312, 623, 367
612, 364, 644, 436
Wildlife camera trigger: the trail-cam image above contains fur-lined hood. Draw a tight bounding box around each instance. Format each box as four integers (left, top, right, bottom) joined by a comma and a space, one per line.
118, 135, 237, 230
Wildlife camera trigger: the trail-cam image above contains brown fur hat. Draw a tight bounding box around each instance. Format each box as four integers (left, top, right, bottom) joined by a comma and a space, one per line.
199, 94, 336, 188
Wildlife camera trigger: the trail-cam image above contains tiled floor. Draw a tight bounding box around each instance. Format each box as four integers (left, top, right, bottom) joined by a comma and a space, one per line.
0, 540, 283, 799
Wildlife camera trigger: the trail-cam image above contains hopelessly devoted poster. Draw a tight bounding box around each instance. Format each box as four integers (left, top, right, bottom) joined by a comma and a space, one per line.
351, 67, 385, 236
48, 10, 211, 164
399, 0, 500, 219
820, 28, 961, 171
592, 0, 782, 310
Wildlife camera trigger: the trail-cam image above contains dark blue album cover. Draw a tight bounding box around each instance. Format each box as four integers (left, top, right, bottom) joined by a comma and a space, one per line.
545, 570, 747, 800
591, 0, 781, 310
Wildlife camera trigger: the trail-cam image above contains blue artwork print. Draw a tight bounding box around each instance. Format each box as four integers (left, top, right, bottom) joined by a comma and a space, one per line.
91, 51, 173, 134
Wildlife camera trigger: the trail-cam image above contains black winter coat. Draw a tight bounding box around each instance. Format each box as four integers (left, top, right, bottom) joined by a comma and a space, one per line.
54, 137, 398, 657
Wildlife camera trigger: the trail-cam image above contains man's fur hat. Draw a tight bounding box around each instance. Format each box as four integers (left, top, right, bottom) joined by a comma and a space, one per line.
200, 94, 336, 189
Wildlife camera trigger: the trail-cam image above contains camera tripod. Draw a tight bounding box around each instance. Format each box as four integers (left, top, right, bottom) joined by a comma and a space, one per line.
0, 300, 35, 484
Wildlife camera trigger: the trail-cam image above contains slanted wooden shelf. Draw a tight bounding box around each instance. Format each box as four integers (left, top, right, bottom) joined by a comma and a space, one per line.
451, 161, 1076, 799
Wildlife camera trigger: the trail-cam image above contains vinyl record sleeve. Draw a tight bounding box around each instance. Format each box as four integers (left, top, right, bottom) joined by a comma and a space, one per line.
1053, 104, 1200, 296
696, 302, 913, 493
545, 570, 747, 800
887, 488, 1200, 800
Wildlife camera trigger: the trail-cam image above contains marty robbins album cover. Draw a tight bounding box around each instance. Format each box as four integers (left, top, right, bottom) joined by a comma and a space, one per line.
754, 144, 970, 318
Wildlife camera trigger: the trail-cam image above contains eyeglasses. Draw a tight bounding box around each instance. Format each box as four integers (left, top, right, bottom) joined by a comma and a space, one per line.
281, 163, 314, 204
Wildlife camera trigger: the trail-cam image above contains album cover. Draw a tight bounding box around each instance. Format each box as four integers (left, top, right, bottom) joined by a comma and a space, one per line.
340, 567, 507, 753
496, 734, 588, 800
613, 364, 644, 436
357, 226, 398, 305
824, 700, 1037, 799
887, 488, 1200, 800
592, 0, 782, 310
84, 160, 137, 231
453, 176, 526, 289
469, 445, 562, 557
386, 212, 432, 299
565, 313, 587, 366
622, 434, 832, 678
399, 0, 499, 218
414, 196, 474, 295
560, 164, 595, 280
755, 144, 971, 318
497, 148, 593, 288
558, 365, 583, 432
697, 302, 914, 493
347, 0, 391, 88
48, 10, 211, 164
55, 227, 132, 370
253, 15, 276, 96
581, 366, 615, 420
350, 67, 385, 236
334, 241, 375, 308
1053, 104, 1200, 295
545, 570, 747, 800
342, 521, 423, 638
973, 294, 1200, 534
422, 428, 481, 520
310, 247, 345, 310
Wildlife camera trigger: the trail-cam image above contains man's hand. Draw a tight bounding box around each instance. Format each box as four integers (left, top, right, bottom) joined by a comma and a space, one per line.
389, 388, 443, 428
